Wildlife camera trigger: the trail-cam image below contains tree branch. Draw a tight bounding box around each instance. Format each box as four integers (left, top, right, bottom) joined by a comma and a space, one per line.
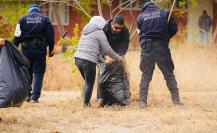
130, 29, 138, 40
168, 0, 176, 22
53, 3, 65, 36
112, 0, 131, 13
73, 0, 91, 18
129, 0, 135, 34
106, 0, 113, 19
114, 1, 133, 17
97, 0, 104, 17
40, 0, 91, 18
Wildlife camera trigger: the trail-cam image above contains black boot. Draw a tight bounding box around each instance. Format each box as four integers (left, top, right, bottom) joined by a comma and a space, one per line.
171, 90, 183, 106
83, 103, 91, 108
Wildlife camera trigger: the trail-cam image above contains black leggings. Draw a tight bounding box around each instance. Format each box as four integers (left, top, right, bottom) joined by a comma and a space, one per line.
75, 58, 96, 104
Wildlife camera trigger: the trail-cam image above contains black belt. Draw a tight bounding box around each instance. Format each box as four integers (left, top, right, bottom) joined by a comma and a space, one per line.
22, 38, 47, 50
141, 40, 167, 49
141, 40, 168, 53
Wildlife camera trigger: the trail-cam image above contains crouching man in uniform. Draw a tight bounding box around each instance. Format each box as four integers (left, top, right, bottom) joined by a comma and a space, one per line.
13, 4, 54, 103
137, 2, 183, 108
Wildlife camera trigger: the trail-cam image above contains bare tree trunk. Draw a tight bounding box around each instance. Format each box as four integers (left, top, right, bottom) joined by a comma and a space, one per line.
53, 3, 65, 36
129, 1, 135, 34
97, 0, 104, 17
106, 0, 113, 19
52, 3, 67, 52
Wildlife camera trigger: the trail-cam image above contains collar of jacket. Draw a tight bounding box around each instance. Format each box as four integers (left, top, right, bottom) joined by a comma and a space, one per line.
103, 19, 112, 33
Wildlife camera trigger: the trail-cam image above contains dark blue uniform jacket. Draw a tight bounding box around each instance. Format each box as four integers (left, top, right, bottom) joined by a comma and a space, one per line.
137, 3, 178, 45
13, 9, 54, 51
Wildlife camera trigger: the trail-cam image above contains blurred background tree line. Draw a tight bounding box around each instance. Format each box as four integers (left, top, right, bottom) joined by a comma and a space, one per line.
0, 0, 194, 41
0, 0, 30, 40
0, 0, 100, 41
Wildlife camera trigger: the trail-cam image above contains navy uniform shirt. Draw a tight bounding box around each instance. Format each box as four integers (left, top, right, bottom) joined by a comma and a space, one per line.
137, 3, 177, 45
13, 9, 54, 51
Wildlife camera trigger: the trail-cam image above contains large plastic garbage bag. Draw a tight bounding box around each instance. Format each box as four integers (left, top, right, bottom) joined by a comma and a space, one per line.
0, 41, 31, 108
98, 60, 131, 106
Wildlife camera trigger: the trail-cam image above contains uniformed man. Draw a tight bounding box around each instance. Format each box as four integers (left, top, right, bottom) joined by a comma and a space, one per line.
13, 4, 54, 103
137, 1, 183, 108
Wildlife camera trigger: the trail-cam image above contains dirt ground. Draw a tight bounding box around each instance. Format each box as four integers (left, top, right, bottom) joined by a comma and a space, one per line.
0, 45, 217, 133
0, 91, 217, 133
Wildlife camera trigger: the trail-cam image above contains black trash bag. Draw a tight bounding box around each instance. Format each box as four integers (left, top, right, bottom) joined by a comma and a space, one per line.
98, 61, 131, 106
0, 41, 31, 108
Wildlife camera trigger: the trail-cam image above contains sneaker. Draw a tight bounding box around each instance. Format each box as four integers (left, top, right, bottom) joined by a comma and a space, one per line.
140, 102, 147, 109
31, 99, 39, 103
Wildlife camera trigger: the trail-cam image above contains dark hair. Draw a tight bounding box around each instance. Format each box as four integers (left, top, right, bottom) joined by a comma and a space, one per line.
112, 16, 125, 25
203, 10, 207, 14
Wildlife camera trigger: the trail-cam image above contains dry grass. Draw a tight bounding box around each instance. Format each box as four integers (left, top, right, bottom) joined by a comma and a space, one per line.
0, 45, 217, 133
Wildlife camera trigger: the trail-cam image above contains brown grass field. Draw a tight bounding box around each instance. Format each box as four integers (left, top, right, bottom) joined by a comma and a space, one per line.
0, 44, 217, 133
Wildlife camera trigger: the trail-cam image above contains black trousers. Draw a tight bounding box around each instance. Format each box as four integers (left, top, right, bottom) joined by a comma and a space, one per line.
139, 41, 180, 104
75, 58, 96, 105
22, 39, 47, 100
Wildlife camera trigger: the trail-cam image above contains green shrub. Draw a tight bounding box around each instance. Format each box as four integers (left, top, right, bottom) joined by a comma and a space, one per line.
61, 23, 80, 74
